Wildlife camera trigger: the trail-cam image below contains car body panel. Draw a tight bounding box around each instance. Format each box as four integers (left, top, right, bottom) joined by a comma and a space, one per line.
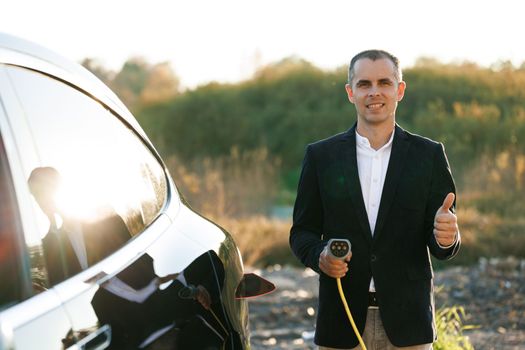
0, 289, 71, 349
0, 32, 251, 349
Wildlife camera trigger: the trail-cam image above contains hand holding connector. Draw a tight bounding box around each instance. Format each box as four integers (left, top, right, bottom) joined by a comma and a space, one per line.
319, 238, 352, 278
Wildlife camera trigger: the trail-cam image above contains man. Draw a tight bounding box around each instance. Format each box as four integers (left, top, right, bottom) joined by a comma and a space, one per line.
290, 50, 460, 350
27, 166, 132, 285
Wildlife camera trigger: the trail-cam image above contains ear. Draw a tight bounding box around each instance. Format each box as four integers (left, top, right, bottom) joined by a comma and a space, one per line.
396, 81, 406, 101
345, 83, 355, 103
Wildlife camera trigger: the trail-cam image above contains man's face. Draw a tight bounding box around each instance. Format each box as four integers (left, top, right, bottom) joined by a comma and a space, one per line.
345, 58, 406, 127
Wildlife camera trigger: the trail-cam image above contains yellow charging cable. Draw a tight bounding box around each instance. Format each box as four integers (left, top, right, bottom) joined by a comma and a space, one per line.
336, 277, 367, 350
328, 239, 367, 350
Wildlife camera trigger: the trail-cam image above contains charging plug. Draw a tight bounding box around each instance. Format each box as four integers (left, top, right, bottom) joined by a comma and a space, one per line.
327, 239, 351, 260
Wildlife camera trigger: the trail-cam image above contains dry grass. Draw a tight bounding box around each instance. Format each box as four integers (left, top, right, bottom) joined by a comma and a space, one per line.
447, 207, 525, 266
165, 148, 296, 267
164, 147, 525, 267
222, 205, 525, 268
166, 147, 280, 218
212, 216, 293, 267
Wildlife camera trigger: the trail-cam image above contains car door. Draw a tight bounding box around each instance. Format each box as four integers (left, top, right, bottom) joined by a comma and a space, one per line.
0, 61, 180, 348
0, 80, 75, 349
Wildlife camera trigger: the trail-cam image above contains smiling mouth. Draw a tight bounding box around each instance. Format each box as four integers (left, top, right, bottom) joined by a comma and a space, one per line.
367, 103, 384, 110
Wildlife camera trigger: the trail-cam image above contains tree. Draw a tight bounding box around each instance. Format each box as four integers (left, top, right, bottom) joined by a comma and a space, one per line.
112, 57, 150, 110
140, 62, 180, 105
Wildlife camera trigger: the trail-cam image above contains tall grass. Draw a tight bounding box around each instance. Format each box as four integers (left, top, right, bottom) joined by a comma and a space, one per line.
450, 151, 525, 266
216, 216, 293, 267
166, 146, 525, 268
166, 147, 281, 218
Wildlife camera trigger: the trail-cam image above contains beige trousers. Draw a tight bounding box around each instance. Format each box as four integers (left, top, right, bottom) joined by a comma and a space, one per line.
319, 308, 432, 350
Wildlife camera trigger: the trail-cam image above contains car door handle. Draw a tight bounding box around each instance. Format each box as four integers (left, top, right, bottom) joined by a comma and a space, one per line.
69, 324, 111, 350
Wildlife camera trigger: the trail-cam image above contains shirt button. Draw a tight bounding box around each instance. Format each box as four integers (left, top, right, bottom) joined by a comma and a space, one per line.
373, 178, 378, 183
371, 254, 377, 262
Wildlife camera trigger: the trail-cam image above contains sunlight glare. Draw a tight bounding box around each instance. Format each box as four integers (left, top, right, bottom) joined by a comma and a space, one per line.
54, 161, 145, 224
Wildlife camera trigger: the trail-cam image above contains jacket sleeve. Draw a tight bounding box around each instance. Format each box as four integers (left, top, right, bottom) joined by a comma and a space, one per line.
289, 145, 327, 273
426, 142, 461, 260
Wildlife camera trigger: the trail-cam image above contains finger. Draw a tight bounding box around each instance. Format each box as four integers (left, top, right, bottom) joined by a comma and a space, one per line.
158, 276, 170, 284
434, 221, 457, 231
436, 238, 454, 246
435, 212, 457, 223
323, 268, 348, 278
440, 193, 455, 212
434, 235, 454, 245
197, 286, 211, 309
320, 249, 347, 267
319, 260, 348, 278
434, 227, 457, 237
197, 295, 210, 309
434, 229, 456, 242
434, 236, 455, 246
203, 295, 211, 309
320, 258, 348, 272
434, 216, 458, 229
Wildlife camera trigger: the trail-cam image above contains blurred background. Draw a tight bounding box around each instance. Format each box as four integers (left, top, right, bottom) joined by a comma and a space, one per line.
68, 59, 525, 348
107, 55, 525, 268
3, 1, 525, 348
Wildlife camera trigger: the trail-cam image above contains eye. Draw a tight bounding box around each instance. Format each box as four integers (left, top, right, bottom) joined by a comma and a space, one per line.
356, 81, 371, 88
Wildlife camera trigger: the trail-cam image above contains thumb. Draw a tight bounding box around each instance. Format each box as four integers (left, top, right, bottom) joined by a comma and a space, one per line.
440, 192, 455, 213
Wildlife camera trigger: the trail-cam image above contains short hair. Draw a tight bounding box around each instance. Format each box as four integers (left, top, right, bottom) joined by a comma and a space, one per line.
348, 49, 402, 85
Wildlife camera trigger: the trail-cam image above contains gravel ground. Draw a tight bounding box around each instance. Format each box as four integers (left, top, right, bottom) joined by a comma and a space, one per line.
247, 257, 525, 349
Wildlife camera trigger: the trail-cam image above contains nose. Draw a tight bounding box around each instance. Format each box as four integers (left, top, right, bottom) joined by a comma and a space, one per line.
368, 85, 380, 97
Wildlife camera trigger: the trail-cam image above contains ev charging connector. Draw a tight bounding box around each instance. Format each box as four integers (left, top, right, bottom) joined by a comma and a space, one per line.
327, 239, 367, 350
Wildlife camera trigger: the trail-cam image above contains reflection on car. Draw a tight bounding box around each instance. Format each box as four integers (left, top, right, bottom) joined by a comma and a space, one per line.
0, 32, 274, 349
91, 250, 224, 349
28, 167, 131, 286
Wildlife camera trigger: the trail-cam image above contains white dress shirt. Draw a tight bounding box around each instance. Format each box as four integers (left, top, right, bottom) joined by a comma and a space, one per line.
355, 130, 394, 291
55, 221, 89, 270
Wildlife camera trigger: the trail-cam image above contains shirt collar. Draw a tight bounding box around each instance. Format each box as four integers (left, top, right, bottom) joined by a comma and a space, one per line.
356, 130, 395, 152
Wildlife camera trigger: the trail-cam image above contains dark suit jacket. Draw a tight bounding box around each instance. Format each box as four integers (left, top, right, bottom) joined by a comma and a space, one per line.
290, 124, 461, 348
43, 214, 131, 286
90, 250, 225, 349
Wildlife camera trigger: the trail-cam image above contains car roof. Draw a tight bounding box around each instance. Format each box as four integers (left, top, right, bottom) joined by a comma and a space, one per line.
0, 32, 146, 138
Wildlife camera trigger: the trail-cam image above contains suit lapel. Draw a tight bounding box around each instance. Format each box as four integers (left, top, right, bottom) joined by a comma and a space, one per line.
340, 126, 373, 245
373, 125, 410, 242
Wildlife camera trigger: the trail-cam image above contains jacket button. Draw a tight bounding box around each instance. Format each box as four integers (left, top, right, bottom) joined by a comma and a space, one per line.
371, 254, 377, 262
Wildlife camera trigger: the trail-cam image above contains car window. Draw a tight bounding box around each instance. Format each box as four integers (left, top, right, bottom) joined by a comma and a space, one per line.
5, 65, 168, 287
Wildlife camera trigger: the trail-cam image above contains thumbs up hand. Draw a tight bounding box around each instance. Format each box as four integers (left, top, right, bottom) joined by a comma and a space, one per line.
434, 193, 458, 247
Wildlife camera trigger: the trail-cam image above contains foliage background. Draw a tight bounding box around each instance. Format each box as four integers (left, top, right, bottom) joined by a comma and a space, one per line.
83, 56, 525, 268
